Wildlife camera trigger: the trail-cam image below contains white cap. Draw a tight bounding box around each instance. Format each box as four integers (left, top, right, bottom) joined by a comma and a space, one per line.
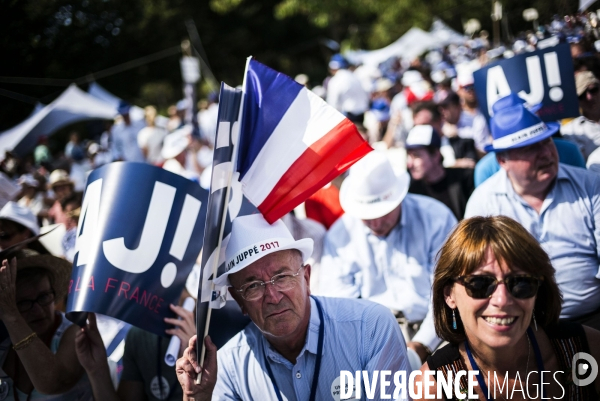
18, 174, 38, 188
0, 201, 40, 236
295, 74, 309, 86
405, 125, 442, 149
456, 72, 474, 87
213, 214, 313, 287
161, 126, 192, 160
401, 70, 423, 87
339, 151, 410, 220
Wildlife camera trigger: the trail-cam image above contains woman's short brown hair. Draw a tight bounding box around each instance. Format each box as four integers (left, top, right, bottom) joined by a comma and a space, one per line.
433, 216, 562, 344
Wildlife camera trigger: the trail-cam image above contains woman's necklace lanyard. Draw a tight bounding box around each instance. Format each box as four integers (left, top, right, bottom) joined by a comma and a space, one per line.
263, 296, 325, 401
465, 328, 544, 401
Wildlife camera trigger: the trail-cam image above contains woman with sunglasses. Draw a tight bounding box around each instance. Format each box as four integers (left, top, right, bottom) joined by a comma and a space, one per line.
413, 216, 600, 400
0, 250, 92, 400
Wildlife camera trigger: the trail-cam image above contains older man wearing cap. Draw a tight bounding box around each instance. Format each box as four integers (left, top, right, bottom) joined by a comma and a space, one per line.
406, 125, 474, 220
176, 214, 410, 400
473, 93, 586, 186
465, 94, 600, 330
111, 101, 146, 163
320, 151, 457, 361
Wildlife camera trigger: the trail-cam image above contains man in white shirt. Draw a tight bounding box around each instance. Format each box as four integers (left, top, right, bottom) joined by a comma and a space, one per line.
320, 151, 457, 361
325, 54, 369, 123
465, 95, 600, 330
111, 101, 146, 163
137, 106, 168, 165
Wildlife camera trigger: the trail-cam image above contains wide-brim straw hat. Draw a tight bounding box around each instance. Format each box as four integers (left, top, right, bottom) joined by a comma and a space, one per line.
48, 169, 74, 189
14, 249, 72, 300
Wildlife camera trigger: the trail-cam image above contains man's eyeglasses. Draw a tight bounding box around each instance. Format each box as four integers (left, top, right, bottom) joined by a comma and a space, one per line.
454, 274, 542, 299
579, 86, 599, 101
17, 290, 55, 313
236, 266, 304, 301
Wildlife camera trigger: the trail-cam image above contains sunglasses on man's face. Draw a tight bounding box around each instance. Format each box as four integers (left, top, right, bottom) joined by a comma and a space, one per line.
579, 86, 599, 101
454, 274, 542, 299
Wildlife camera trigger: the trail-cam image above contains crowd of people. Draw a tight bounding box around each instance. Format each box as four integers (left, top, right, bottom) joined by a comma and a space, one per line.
1, 10, 600, 401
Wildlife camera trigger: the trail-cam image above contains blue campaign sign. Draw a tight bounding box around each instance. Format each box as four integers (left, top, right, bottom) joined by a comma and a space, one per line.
66, 162, 208, 336
473, 43, 579, 122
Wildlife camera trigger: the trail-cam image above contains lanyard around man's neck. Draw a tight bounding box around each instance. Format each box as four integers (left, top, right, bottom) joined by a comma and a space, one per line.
263, 296, 325, 401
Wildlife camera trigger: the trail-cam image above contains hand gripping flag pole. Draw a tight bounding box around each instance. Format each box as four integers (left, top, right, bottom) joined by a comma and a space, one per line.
195, 57, 251, 384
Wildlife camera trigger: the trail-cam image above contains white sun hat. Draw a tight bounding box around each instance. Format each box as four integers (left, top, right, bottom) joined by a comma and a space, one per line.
161, 125, 192, 160
213, 214, 313, 287
339, 150, 410, 220
0, 201, 40, 236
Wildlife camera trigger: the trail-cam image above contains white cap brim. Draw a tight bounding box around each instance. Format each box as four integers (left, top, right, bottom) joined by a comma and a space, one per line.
213, 237, 314, 287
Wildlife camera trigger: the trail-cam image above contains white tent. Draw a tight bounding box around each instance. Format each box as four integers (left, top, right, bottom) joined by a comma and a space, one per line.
88, 82, 169, 128
345, 19, 467, 67
346, 27, 440, 67
0, 84, 116, 159
580, 0, 597, 10
88, 82, 146, 121
429, 18, 467, 46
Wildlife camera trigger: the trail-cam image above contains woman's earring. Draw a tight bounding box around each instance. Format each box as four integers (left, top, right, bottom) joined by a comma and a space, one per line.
452, 309, 457, 330
532, 310, 538, 331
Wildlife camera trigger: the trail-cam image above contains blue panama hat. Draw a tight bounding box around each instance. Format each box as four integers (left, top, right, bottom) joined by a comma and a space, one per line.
491, 92, 542, 115
485, 100, 559, 152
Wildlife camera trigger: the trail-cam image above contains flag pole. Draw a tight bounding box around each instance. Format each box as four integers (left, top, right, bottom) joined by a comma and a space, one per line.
195, 56, 252, 384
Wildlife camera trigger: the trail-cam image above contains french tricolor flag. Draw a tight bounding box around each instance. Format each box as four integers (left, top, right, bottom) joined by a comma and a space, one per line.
236, 59, 372, 223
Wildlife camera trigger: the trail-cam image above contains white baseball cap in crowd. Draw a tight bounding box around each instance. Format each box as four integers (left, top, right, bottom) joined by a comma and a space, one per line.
161, 126, 192, 160
0, 201, 40, 236
213, 214, 313, 287
339, 150, 410, 220
18, 174, 39, 188
405, 125, 442, 149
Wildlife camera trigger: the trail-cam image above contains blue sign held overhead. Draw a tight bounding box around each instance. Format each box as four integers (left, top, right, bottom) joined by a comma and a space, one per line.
66, 162, 208, 336
473, 43, 579, 123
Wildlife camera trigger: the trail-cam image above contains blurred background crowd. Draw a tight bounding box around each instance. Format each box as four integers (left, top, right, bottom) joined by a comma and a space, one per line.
1, 3, 600, 400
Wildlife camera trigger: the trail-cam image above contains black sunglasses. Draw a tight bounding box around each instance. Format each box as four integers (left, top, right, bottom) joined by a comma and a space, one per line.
454, 274, 542, 299
579, 86, 599, 101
